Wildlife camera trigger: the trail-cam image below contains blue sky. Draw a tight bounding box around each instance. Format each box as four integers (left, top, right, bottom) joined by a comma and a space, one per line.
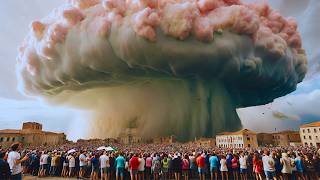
0, 0, 319, 140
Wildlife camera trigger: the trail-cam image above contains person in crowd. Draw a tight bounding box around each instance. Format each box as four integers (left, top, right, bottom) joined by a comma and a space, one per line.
161, 154, 169, 179
294, 152, 305, 180
196, 152, 206, 180
129, 153, 140, 180
262, 150, 276, 180
145, 154, 152, 180
182, 154, 189, 180
231, 154, 239, 180
49, 151, 59, 176
239, 152, 248, 180
209, 152, 219, 180
61, 153, 69, 177
253, 153, 263, 180
138, 153, 145, 180
273, 152, 282, 180
172, 153, 182, 180
220, 155, 229, 180
100, 150, 110, 180
280, 152, 293, 180
115, 152, 126, 180
7, 143, 29, 180
38, 151, 49, 177
152, 154, 161, 180
0, 151, 10, 179
90, 153, 99, 180
304, 153, 317, 179
79, 150, 87, 178
68, 153, 76, 177
189, 152, 197, 178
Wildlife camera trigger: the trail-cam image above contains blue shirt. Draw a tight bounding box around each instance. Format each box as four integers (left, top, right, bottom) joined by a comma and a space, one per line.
295, 157, 303, 172
209, 155, 219, 168
115, 156, 125, 168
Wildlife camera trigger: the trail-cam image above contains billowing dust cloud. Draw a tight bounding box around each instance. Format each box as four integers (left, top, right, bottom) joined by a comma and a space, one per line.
16, 0, 307, 141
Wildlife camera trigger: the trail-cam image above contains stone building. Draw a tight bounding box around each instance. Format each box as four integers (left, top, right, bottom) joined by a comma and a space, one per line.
117, 128, 143, 144
271, 130, 301, 146
153, 135, 176, 144
194, 137, 216, 147
257, 130, 301, 146
300, 121, 320, 147
257, 133, 274, 146
216, 129, 258, 148
0, 122, 66, 147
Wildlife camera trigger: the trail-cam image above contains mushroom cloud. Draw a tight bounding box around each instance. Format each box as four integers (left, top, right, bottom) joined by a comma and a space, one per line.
16, 0, 307, 141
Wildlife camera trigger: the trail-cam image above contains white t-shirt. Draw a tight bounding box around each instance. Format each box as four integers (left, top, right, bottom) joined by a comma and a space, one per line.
79, 154, 87, 167
280, 157, 293, 174
69, 156, 76, 168
220, 159, 228, 172
100, 155, 110, 168
138, 158, 145, 171
7, 151, 22, 175
262, 155, 275, 172
40, 154, 49, 165
239, 156, 247, 169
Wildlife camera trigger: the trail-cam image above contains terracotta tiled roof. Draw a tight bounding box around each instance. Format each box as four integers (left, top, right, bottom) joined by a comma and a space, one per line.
300, 121, 320, 128
217, 129, 256, 136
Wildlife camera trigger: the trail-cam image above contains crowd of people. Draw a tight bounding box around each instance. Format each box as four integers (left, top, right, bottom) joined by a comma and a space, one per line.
0, 141, 320, 180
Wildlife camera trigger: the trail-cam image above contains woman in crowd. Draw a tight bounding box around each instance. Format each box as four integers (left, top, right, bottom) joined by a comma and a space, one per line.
220, 155, 228, 180
231, 154, 239, 180
253, 153, 263, 180
182, 154, 189, 180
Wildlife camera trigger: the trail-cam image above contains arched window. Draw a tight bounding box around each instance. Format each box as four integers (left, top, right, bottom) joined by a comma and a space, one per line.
12, 137, 15, 142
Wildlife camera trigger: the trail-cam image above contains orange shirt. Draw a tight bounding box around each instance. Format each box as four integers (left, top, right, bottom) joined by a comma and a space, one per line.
196, 156, 205, 168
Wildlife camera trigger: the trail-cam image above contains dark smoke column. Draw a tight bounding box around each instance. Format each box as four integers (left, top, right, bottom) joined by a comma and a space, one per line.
16, 0, 307, 141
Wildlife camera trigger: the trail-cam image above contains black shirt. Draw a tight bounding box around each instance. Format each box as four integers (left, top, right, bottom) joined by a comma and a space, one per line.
0, 158, 10, 179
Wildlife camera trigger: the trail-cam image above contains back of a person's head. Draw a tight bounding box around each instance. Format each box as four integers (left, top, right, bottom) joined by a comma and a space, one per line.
11, 143, 20, 151
0, 151, 5, 159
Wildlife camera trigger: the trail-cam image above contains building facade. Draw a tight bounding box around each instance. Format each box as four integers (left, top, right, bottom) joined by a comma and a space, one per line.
257, 130, 301, 146
117, 128, 143, 144
272, 130, 301, 146
0, 122, 66, 147
153, 135, 176, 144
194, 137, 216, 147
216, 129, 258, 148
300, 122, 320, 147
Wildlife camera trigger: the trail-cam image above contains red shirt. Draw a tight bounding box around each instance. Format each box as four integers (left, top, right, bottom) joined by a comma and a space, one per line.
231, 158, 239, 169
196, 156, 205, 168
129, 156, 140, 170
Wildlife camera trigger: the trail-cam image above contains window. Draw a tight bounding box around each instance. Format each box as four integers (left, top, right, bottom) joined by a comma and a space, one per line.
307, 129, 310, 133
309, 136, 312, 140
316, 136, 318, 140
314, 129, 317, 133
0, 137, 3, 142
6, 137, 10, 142
12, 137, 15, 142
304, 136, 306, 139
303, 129, 305, 133
247, 137, 250, 141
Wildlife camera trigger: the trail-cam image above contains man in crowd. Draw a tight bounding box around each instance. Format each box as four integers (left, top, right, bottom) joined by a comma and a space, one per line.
129, 153, 140, 180
0, 151, 10, 179
262, 150, 276, 180
38, 151, 49, 177
100, 150, 110, 180
7, 143, 29, 180
115, 152, 126, 180
79, 150, 87, 178
209, 152, 219, 180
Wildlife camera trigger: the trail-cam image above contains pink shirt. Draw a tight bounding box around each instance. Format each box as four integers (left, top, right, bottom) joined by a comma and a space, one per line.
182, 159, 190, 170
146, 157, 152, 167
